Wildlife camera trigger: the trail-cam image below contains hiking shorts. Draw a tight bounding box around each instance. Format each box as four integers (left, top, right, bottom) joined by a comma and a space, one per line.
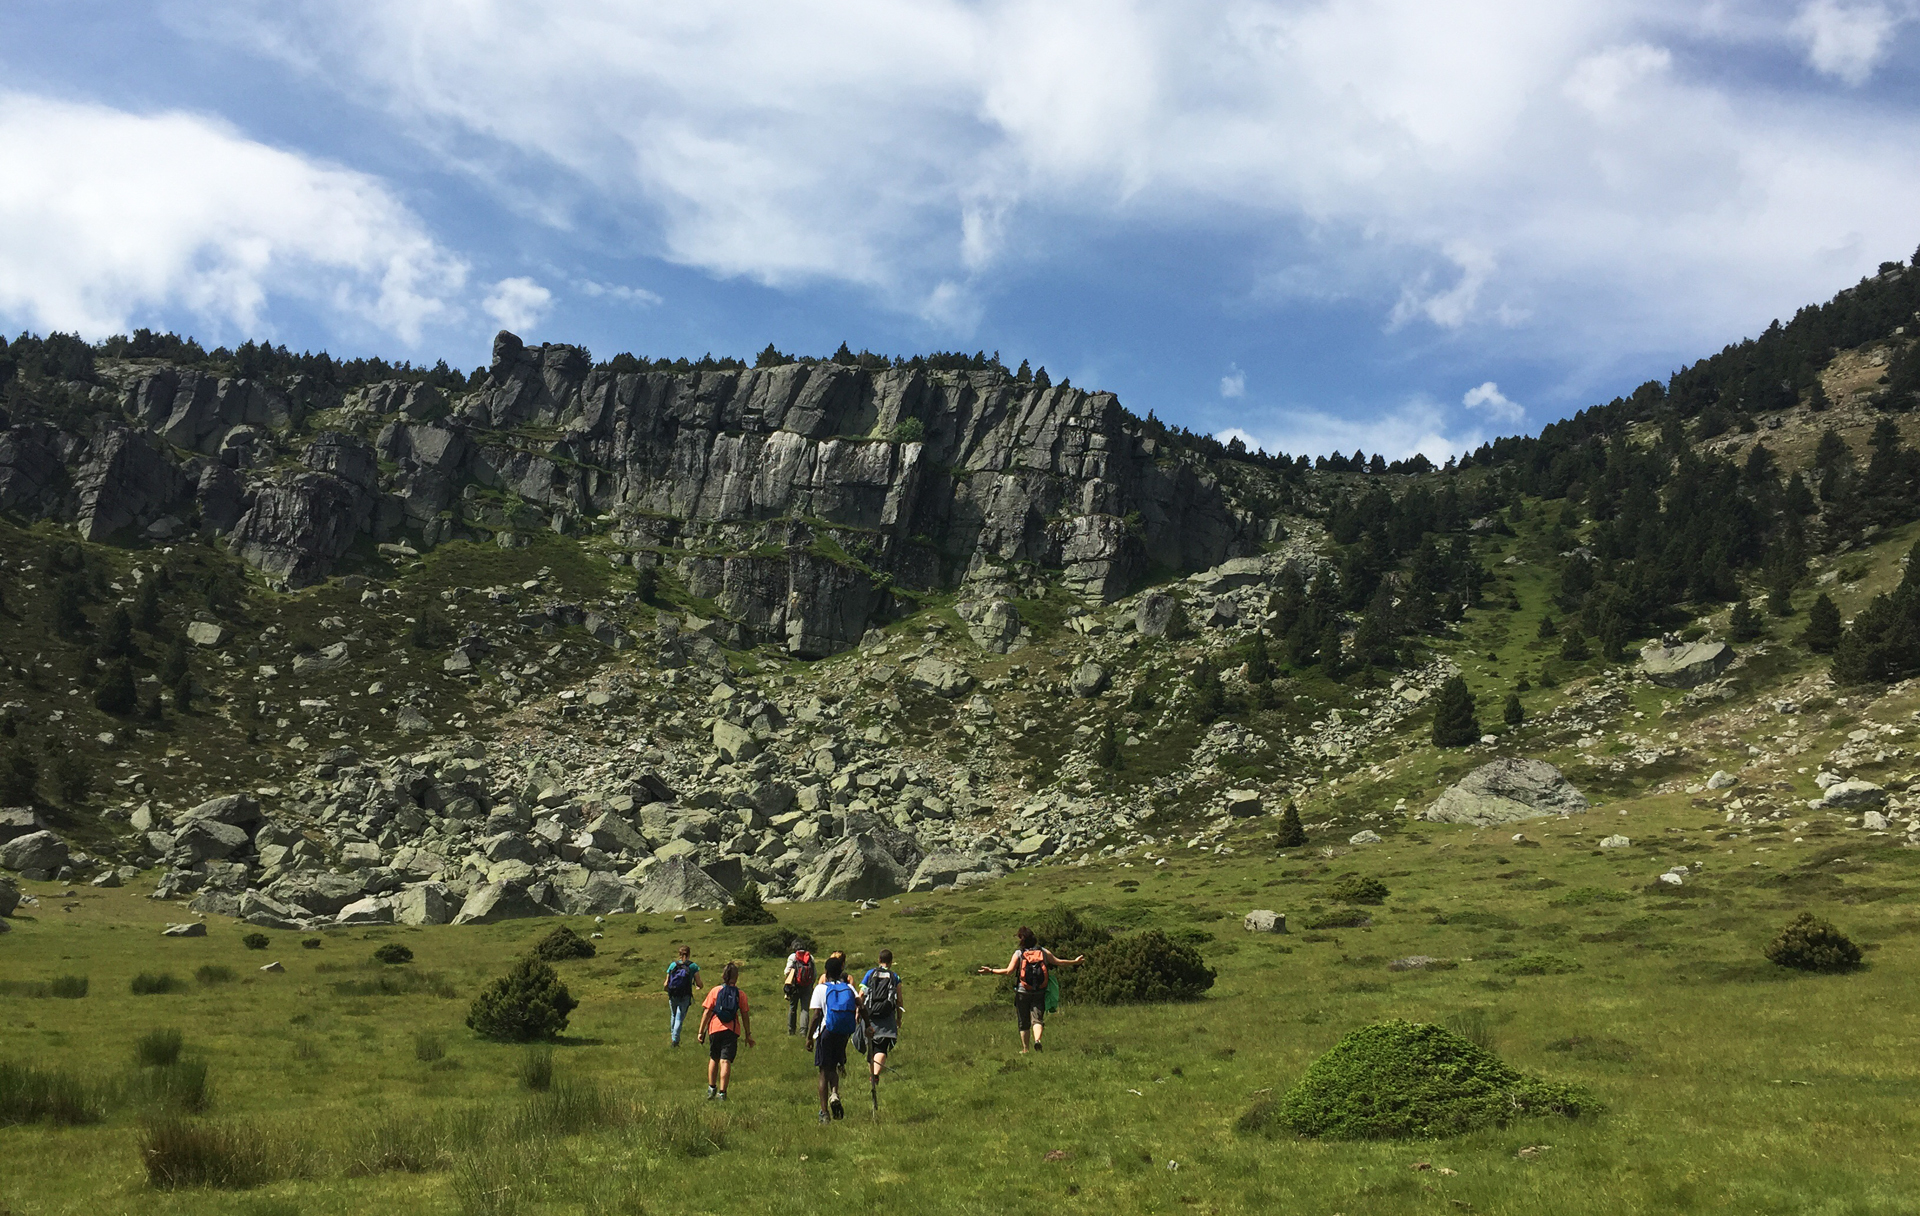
1015, 991, 1046, 1032
868, 1035, 897, 1059
814, 1030, 850, 1071
707, 1030, 739, 1062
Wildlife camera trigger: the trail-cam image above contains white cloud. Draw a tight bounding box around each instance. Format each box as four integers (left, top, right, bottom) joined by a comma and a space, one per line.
1217, 397, 1481, 466
1220, 365, 1246, 398
1462, 380, 1526, 424
577, 280, 663, 306
482, 277, 553, 334
191, 0, 1920, 361
1791, 1, 1900, 85
0, 90, 464, 343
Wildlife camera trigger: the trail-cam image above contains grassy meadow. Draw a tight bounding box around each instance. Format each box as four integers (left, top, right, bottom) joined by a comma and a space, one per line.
5, 791, 1919, 1216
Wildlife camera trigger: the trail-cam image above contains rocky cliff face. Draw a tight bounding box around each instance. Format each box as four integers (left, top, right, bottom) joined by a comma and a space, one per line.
0, 333, 1262, 656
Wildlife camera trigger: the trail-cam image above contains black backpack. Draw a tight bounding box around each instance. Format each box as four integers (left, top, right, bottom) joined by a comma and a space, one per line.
1019, 948, 1049, 993
665, 961, 694, 999
711, 984, 739, 1028
864, 969, 898, 1021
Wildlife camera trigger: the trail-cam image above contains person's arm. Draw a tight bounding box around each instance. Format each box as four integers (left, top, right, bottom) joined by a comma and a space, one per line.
976, 951, 1019, 976
693, 966, 704, 993
1043, 948, 1084, 966
742, 999, 754, 1047
696, 994, 709, 1044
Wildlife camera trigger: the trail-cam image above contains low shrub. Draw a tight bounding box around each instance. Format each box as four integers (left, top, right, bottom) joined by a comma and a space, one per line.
1496, 953, 1582, 976
1303, 909, 1372, 930
134, 1028, 185, 1068
140, 1114, 291, 1189
329, 969, 456, 999
1331, 874, 1389, 905
720, 881, 776, 926
131, 973, 185, 995
195, 964, 236, 985
518, 1046, 555, 1092
530, 925, 595, 962
1551, 886, 1633, 907
300, 938, 322, 950
241, 933, 271, 950
1766, 911, 1862, 972
1078, 929, 1216, 1005
0, 1061, 106, 1126
373, 943, 415, 965
140, 1059, 211, 1114
747, 927, 808, 959
48, 974, 89, 999
467, 958, 578, 1042
1545, 1035, 1637, 1063
1026, 905, 1116, 1000
1260, 1020, 1593, 1140
413, 1031, 446, 1063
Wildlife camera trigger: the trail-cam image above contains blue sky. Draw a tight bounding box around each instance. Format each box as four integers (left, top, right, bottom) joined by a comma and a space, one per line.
2, 1, 1917, 461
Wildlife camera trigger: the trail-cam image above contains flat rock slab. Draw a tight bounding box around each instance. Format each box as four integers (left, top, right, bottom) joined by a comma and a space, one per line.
161, 922, 207, 937
1424, 757, 1590, 826
1640, 640, 1733, 688
1244, 909, 1287, 933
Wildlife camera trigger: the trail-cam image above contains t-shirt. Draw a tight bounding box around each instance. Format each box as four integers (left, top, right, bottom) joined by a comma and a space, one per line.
664, 960, 700, 998
809, 979, 856, 1033
858, 968, 901, 1038
785, 952, 815, 987
700, 984, 748, 1037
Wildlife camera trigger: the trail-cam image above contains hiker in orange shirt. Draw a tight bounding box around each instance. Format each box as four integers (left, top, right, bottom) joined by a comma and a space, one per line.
696, 961, 754, 1100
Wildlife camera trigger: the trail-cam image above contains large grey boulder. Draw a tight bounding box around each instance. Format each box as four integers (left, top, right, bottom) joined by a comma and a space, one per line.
794, 832, 912, 902
238, 889, 306, 930
560, 870, 639, 916
180, 793, 263, 830
1, 830, 69, 874
908, 850, 1003, 892
268, 871, 368, 916
0, 875, 20, 917
393, 882, 454, 926
632, 855, 731, 913
389, 847, 448, 881
1817, 779, 1887, 810
1423, 758, 1590, 826
335, 896, 393, 925
1069, 662, 1110, 698
967, 598, 1022, 653
170, 819, 250, 864
452, 881, 554, 925
0, 808, 46, 844
1244, 909, 1287, 934
713, 720, 760, 763
1640, 640, 1734, 688
1135, 592, 1186, 638
908, 657, 974, 698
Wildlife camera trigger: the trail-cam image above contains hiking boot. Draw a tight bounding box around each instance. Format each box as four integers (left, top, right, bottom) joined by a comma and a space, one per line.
830, 1095, 844, 1120
1033, 1039, 1044, 1052
718, 1091, 728, 1102
819, 1110, 831, 1125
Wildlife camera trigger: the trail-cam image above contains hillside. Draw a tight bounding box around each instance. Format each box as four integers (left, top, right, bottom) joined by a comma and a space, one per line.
3, 253, 1920, 1212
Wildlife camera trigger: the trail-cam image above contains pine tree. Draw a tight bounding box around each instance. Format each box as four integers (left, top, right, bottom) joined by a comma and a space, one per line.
0, 744, 37, 804
1093, 720, 1121, 769
1275, 801, 1307, 848
1559, 627, 1590, 662
1431, 675, 1479, 747
161, 638, 190, 684
101, 605, 134, 658
94, 660, 137, 715
1537, 615, 1557, 639
1729, 600, 1763, 641
1246, 630, 1273, 684
172, 672, 194, 713
1317, 622, 1345, 679
1503, 693, 1525, 727
1801, 593, 1842, 653
50, 577, 86, 638
133, 579, 162, 631
1188, 664, 1227, 723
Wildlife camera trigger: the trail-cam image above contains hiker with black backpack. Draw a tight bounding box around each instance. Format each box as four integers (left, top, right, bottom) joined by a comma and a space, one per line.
858, 949, 904, 1111
977, 926, 1083, 1054
804, 951, 862, 1123
782, 938, 816, 1037
664, 945, 703, 1048
696, 961, 753, 1100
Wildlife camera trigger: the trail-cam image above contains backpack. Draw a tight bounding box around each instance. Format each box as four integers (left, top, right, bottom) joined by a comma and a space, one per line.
864, 968, 898, 1022
1018, 948, 1049, 993
791, 950, 815, 989
665, 961, 694, 999
821, 980, 857, 1035
711, 984, 739, 1029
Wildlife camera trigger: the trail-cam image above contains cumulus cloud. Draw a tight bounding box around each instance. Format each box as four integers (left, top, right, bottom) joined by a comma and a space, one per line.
1791, 0, 1901, 85
0, 90, 464, 343
189, 0, 1920, 363
1462, 380, 1526, 424
1217, 396, 1480, 466
482, 277, 553, 334
1220, 365, 1246, 398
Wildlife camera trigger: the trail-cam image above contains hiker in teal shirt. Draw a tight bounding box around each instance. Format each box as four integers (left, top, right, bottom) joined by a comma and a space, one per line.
664, 945, 703, 1047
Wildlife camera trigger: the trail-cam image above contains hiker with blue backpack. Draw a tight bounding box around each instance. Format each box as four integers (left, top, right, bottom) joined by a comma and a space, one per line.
805, 951, 862, 1123
977, 926, 1083, 1054
696, 961, 753, 1100
858, 949, 904, 1111
664, 945, 703, 1047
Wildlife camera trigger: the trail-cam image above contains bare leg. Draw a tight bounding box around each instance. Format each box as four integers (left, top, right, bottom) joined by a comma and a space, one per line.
717, 1059, 732, 1093
817, 1068, 832, 1115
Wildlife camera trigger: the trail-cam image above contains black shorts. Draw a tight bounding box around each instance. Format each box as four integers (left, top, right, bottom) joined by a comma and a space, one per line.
868, 1036, 897, 1058
707, 1030, 738, 1062
1016, 991, 1045, 1032
814, 1030, 850, 1071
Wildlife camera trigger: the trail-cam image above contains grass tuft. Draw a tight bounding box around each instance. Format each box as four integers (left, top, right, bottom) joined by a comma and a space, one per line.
131, 972, 185, 996
134, 1027, 185, 1067
0, 1061, 107, 1126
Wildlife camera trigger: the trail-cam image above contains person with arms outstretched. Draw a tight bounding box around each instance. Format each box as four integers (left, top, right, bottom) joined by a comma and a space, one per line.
976, 926, 1082, 1054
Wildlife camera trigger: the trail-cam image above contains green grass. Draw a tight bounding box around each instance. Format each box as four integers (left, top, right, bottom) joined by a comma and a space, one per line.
4, 800, 1919, 1215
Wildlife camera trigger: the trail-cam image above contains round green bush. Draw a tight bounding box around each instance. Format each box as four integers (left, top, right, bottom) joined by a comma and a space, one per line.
466, 958, 578, 1042
1765, 912, 1862, 972
1331, 874, 1388, 905
720, 881, 776, 926
530, 925, 595, 962
1265, 1020, 1592, 1140
240, 933, 270, 951
373, 943, 415, 965
1077, 929, 1216, 1005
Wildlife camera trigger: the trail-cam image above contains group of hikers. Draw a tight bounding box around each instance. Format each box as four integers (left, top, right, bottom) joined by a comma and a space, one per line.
660, 927, 1084, 1122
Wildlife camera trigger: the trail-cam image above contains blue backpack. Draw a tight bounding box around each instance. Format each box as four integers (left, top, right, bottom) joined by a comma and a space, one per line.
711, 984, 739, 1028
821, 980, 857, 1035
